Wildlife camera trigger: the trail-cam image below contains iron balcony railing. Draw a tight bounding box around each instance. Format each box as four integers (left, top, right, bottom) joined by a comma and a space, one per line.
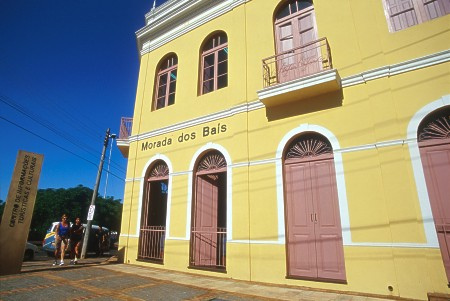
190, 227, 226, 269
119, 117, 133, 140
262, 37, 332, 88
138, 226, 165, 261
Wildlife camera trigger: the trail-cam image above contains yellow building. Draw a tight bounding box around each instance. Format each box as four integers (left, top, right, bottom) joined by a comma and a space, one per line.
117, 1, 450, 299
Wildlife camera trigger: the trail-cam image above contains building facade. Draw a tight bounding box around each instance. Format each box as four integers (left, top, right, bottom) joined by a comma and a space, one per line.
117, 0, 450, 299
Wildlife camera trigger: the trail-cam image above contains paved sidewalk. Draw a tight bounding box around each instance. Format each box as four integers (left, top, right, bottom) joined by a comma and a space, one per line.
101, 263, 395, 301
0, 257, 397, 301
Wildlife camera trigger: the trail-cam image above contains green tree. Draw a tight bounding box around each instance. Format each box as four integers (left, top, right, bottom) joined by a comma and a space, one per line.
28, 185, 122, 241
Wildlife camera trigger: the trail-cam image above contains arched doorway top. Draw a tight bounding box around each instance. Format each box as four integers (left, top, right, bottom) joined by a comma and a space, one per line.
277, 124, 340, 159
284, 132, 333, 160
417, 106, 450, 142
141, 154, 173, 179
189, 143, 231, 171
197, 150, 227, 173
148, 160, 169, 180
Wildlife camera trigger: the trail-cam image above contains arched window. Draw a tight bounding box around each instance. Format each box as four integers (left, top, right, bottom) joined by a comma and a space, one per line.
200, 32, 228, 95
138, 160, 169, 262
153, 54, 178, 110
190, 150, 227, 270
283, 133, 346, 281
275, 0, 313, 20
417, 107, 450, 281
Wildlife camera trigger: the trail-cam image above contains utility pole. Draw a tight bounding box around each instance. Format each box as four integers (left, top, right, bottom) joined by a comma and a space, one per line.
103, 133, 116, 198
81, 128, 113, 259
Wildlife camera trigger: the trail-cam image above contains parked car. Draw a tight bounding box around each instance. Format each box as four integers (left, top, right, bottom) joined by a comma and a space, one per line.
42, 222, 110, 256
24, 242, 38, 261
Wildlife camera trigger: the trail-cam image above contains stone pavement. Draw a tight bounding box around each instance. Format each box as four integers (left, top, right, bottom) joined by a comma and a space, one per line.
0, 257, 397, 301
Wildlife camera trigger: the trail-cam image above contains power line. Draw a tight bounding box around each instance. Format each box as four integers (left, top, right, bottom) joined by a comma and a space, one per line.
0, 59, 107, 141
0, 94, 126, 174
0, 115, 125, 182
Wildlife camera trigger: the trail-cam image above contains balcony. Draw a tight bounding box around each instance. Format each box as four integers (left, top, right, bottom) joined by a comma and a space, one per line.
257, 37, 341, 108
117, 117, 132, 157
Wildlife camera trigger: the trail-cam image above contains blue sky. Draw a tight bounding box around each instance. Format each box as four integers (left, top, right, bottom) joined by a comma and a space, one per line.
0, 0, 165, 202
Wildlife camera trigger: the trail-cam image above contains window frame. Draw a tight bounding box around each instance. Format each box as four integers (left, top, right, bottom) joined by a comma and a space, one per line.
153, 55, 178, 110
383, 0, 449, 32
200, 33, 228, 95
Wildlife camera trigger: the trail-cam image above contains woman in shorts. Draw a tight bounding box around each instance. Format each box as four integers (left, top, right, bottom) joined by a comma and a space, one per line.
53, 214, 70, 266
69, 217, 84, 264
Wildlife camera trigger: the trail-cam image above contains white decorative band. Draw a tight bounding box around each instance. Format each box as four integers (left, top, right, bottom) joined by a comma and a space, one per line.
128, 102, 253, 143
341, 49, 449, 87
139, 0, 249, 55
335, 139, 406, 153
124, 137, 419, 183
249, 158, 279, 166
229, 240, 283, 245
125, 177, 143, 182
119, 234, 139, 238
166, 237, 189, 241
345, 242, 439, 249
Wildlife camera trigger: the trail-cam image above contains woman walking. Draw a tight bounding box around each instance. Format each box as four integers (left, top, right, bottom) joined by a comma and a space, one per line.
69, 217, 84, 264
53, 214, 70, 266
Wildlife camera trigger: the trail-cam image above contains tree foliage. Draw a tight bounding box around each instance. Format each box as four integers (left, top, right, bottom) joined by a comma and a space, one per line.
0, 185, 122, 241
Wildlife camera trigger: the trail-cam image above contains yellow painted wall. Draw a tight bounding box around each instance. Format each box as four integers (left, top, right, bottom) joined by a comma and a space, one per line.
119, 0, 450, 299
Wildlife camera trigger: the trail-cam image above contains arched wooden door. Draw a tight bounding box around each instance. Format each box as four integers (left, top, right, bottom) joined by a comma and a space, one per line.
138, 161, 169, 262
284, 134, 346, 281
274, 0, 320, 83
190, 151, 227, 269
418, 108, 450, 282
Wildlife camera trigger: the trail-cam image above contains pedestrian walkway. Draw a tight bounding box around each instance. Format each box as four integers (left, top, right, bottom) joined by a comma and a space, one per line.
101, 263, 395, 301
0, 257, 400, 301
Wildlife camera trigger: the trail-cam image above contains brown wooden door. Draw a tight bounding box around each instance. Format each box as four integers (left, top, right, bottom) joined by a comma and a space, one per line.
420, 139, 450, 282
310, 159, 346, 281
285, 161, 317, 278
285, 156, 346, 281
275, 6, 319, 83
193, 174, 219, 266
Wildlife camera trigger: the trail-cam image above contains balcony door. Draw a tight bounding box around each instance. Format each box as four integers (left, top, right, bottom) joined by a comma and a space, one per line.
275, 0, 320, 83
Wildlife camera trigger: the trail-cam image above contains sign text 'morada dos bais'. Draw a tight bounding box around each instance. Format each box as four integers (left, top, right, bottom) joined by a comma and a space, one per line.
141, 123, 227, 151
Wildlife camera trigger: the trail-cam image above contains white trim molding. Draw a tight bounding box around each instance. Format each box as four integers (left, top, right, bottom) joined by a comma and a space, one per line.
137, 0, 248, 56
407, 95, 450, 248
342, 49, 449, 87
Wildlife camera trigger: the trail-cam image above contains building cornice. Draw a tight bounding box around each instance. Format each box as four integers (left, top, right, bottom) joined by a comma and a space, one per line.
136, 0, 248, 56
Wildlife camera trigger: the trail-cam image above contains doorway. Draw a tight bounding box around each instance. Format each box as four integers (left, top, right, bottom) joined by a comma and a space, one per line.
138, 161, 169, 262
418, 108, 450, 282
190, 151, 227, 270
284, 133, 346, 281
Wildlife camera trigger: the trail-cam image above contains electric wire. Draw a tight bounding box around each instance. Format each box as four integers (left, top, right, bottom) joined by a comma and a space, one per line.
0, 94, 126, 174
0, 115, 125, 182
